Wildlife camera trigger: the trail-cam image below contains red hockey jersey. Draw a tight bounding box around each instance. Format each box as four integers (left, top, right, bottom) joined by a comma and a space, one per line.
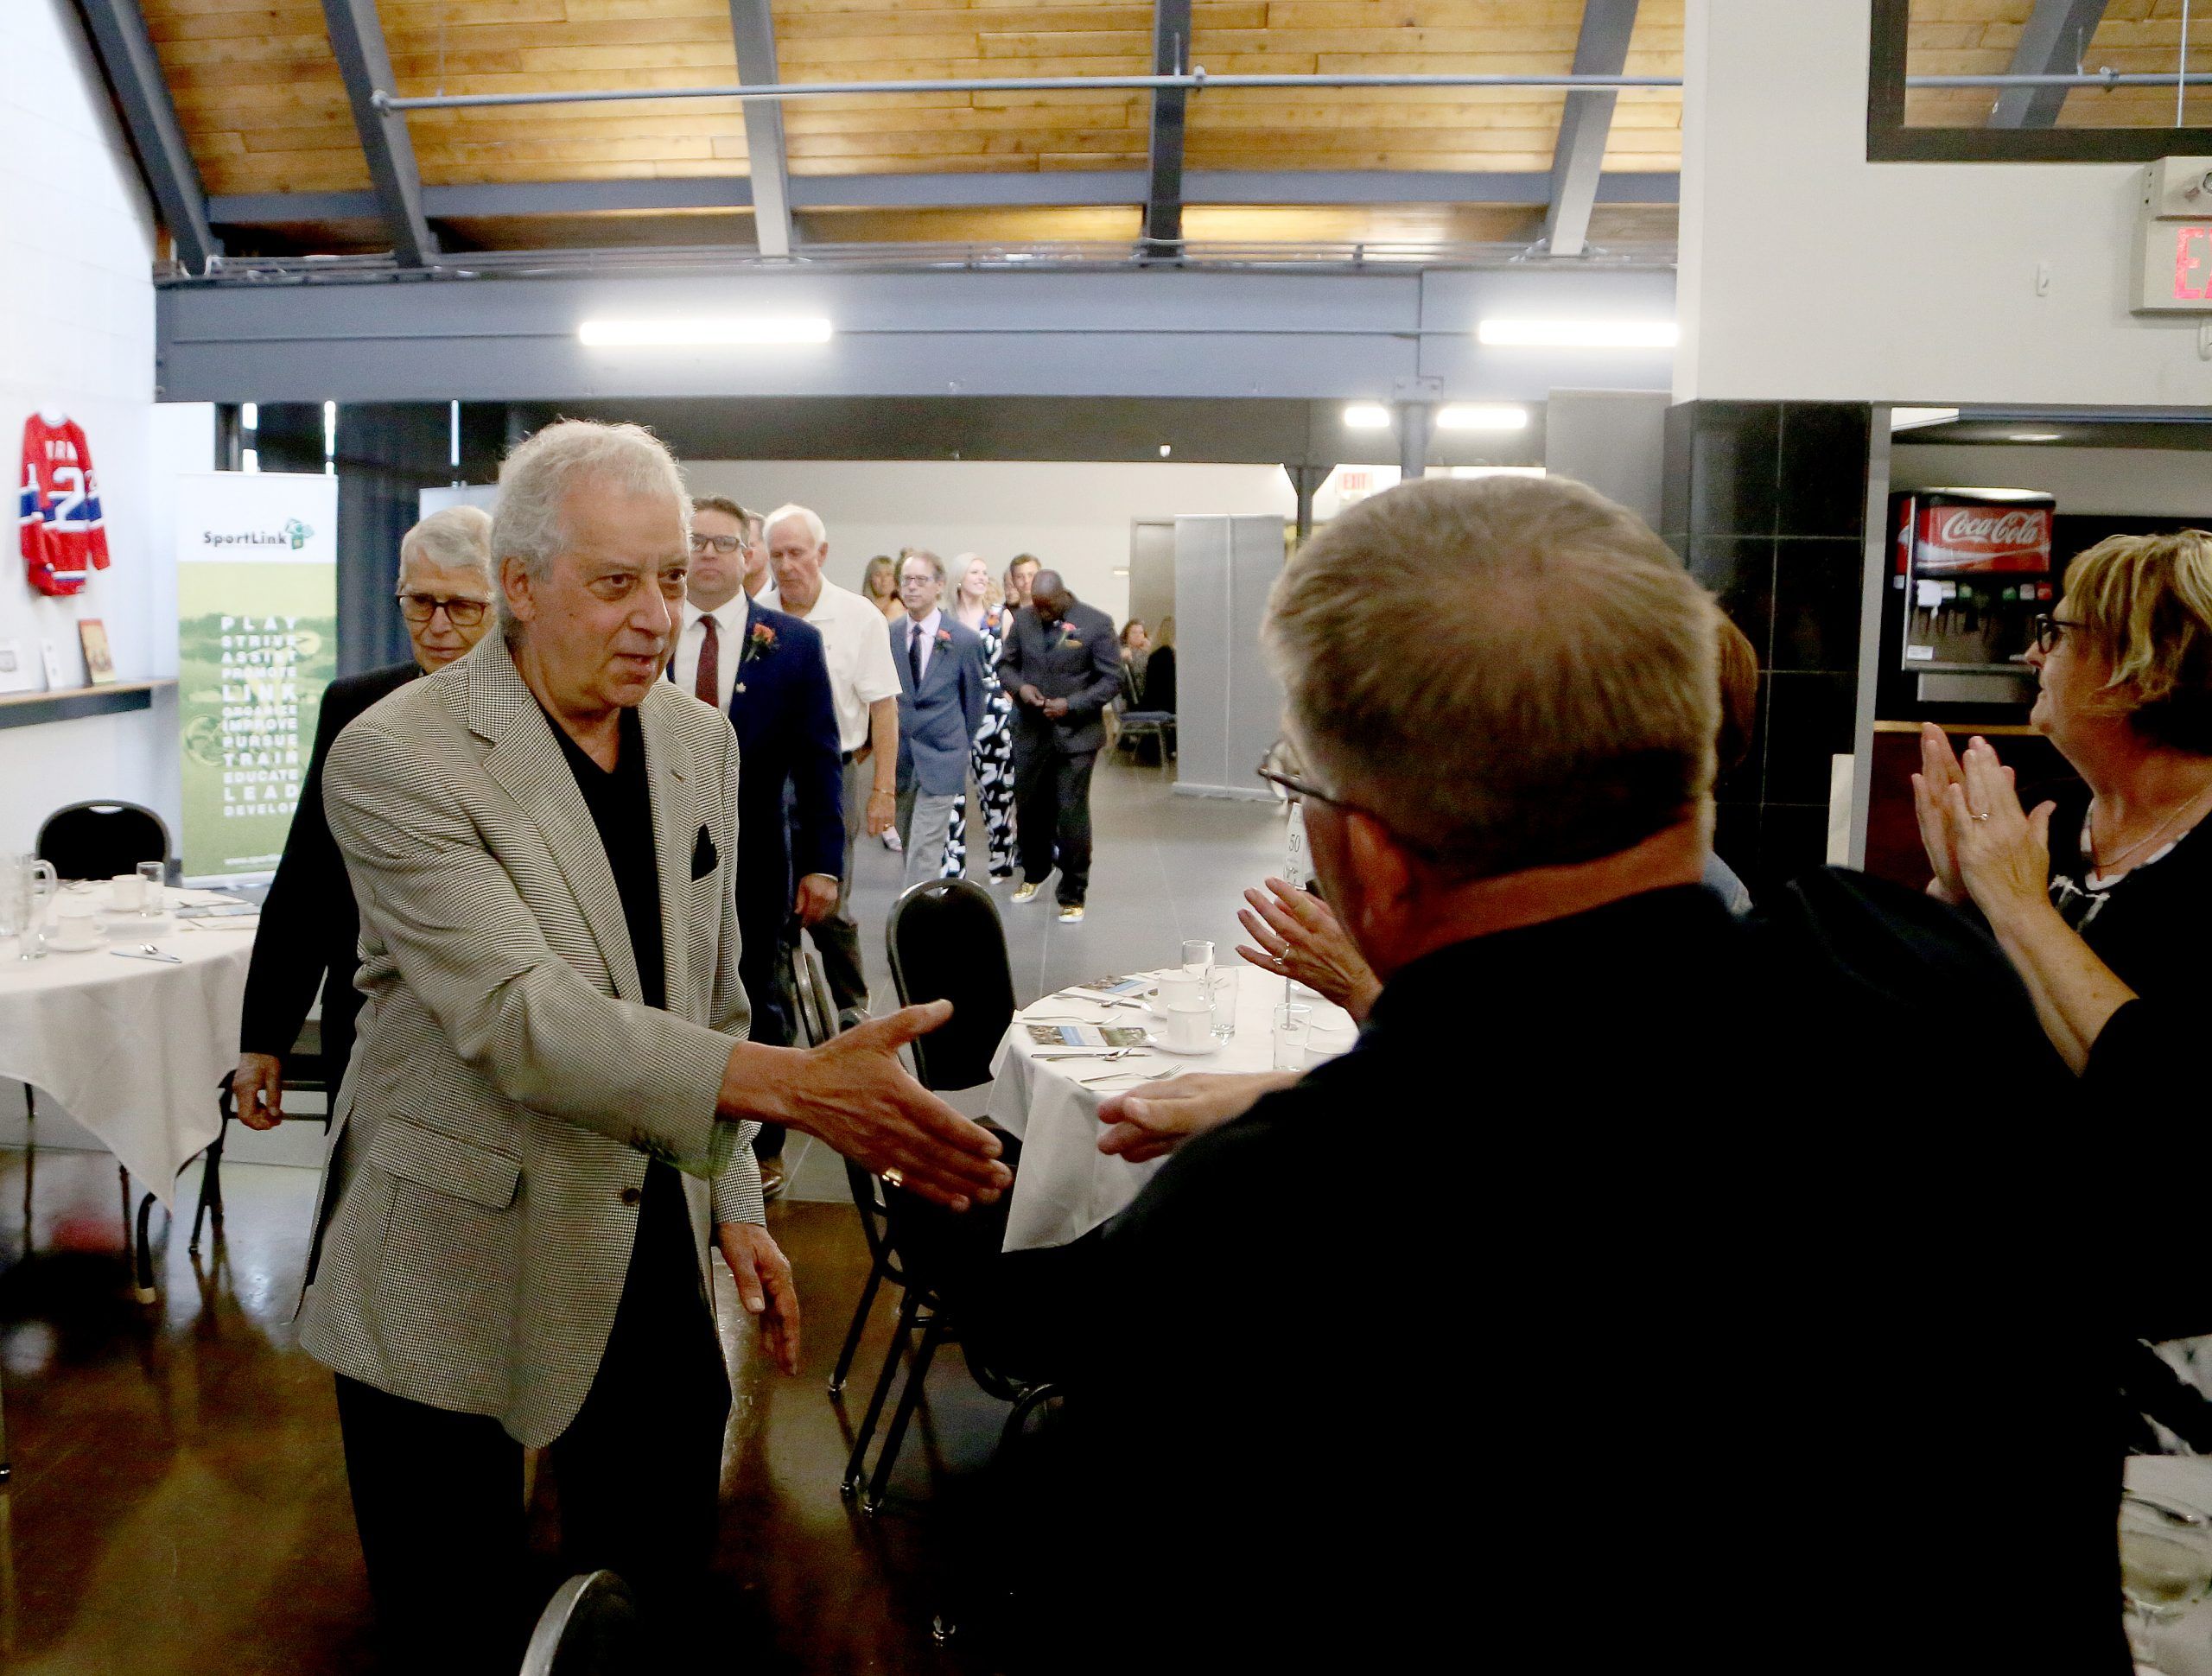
19, 415, 110, 597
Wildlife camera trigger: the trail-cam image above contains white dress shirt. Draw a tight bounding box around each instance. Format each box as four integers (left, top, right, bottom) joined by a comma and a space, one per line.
900, 607, 943, 686
671, 599, 741, 714
762, 579, 901, 752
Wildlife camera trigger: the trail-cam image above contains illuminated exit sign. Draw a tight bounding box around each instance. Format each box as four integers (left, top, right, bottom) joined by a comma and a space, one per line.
2134, 158, 2212, 313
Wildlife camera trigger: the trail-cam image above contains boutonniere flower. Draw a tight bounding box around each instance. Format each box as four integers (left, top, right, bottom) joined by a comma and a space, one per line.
1060, 632, 1083, 649
935, 627, 953, 649
742, 622, 776, 663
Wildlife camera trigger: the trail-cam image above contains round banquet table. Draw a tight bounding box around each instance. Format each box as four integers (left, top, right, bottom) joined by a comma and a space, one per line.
0, 906, 256, 1211
983, 970, 1355, 1252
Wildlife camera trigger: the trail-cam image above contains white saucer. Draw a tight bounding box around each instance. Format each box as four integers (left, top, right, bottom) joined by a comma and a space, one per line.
1146, 1034, 1220, 1057
102, 914, 175, 938
45, 933, 105, 953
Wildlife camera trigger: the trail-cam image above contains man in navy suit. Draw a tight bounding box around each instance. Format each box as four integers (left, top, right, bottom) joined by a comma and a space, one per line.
672, 497, 843, 1190
892, 550, 988, 886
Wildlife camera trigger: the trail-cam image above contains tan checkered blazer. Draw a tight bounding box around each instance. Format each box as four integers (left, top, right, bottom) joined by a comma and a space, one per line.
299, 633, 762, 1447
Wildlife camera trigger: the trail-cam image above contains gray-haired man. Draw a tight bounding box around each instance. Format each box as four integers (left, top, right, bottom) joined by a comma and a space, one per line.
302, 422, 1007, 1667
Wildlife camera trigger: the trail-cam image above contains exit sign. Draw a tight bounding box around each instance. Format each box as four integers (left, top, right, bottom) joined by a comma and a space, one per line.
2137, 221, 2212, 312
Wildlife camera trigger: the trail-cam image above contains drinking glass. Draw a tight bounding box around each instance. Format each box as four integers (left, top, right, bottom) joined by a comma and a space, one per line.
2120, 1493, 2212, 1672
1271, 1003, 1312, 1070
1208, 968, 1239, 1042
136, 860, 164, 918
6, 856, 56, 960
1306, 1019, 1358, 1067
1180, 938, 1214, 979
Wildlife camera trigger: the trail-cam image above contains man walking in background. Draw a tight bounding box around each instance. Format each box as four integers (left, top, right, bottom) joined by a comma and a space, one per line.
759, 502, 901, 1019
892, 549, 988, 886
997, 568, 1121, 921
232, 504, 498, 1129
672, 493, 842, 1196
1005, 552, 1039, 613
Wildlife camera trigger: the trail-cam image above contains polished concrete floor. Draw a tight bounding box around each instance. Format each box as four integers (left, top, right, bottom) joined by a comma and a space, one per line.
0, 760, 1289, 1673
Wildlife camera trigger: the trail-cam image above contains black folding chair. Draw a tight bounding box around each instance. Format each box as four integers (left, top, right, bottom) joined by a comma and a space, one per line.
198, 1018, 340, 1254
518, 1571, 641, 1676
836, 879, 1053, 1513
30, 800, 181, 1300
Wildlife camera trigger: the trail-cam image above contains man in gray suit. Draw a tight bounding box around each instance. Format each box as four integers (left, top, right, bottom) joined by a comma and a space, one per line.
304, 420, 1009, 1670
892, 549, 988, 886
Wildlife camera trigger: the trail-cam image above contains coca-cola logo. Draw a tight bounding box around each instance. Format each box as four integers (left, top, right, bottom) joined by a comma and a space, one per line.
1931, 508, 2048, 548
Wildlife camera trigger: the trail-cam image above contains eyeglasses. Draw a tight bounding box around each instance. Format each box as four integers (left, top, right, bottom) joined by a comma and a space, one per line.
689, 533, 747, 555
2031, 613, 2085, 655
396, 592, 490, 627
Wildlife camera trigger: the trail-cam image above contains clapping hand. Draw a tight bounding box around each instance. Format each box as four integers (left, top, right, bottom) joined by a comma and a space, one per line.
1910, 724, 1970, 905
788, 1000, 1011, 1210
1945, 736, 2056, 921
1234, 877, 1382, 1023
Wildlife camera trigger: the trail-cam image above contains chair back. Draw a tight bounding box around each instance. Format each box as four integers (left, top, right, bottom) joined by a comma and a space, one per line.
844, 1159, 902, 1279
884, 877, 1015, 1091
36, 800, 171, 882
518, 1571, 640, 1676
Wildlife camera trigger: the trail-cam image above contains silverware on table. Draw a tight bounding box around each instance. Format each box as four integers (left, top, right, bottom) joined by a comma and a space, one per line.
111, 944, 182, 964
1080, 1068, 1178, 1087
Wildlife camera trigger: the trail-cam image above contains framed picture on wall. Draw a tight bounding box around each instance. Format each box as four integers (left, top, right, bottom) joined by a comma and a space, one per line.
78, 619, 116, 685
0, 638, 35, 695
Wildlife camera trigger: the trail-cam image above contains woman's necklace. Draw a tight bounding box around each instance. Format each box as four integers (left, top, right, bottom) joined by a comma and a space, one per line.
2089, 782, 2212, 875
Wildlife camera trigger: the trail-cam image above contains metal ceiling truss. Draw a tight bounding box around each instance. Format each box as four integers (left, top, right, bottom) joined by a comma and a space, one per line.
319, 0, 436, 265
727, 0, 794, 257
206, 169, 1680, 228
1541, 0, 1641, 259
70, 0, 219, 274
1144, 0, 1195, 257
1987, 0, 2112, 128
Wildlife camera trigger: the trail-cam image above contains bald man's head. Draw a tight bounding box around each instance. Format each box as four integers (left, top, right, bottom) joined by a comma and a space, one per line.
1030, 569, 1071, 620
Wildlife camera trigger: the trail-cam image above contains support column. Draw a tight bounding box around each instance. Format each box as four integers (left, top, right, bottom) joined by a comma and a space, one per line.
1283, 464, 1334, 543
1398, 405, 1431, 481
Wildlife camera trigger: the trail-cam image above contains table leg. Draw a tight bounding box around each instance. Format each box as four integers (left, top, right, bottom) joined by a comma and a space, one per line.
133, 1193, 156, 1305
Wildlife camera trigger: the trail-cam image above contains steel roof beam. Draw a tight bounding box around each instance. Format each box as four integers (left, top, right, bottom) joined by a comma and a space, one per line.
1541, 0, 1643, 259
728, 0, 793, 257
320, 0, 436, 265
70, 0, 219, 273
1987, 0, 2111, 128
1143, 0, 1194, 257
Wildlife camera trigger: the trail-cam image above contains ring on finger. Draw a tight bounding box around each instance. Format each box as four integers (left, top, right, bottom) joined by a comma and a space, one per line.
1972, 810, 1991, 822
883, 1166, 905, 1187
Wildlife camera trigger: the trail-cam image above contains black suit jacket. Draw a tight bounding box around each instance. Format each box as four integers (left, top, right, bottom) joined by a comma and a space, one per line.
995, 598, 1122, 759
238, 660, 419, 1076
978, 876, 2120, 1673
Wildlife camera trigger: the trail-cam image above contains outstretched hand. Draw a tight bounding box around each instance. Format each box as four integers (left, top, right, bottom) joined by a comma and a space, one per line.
1234, 877, 1382, 1023
1096, 1070, 1301, 1163
788, 1000, 1011, 1211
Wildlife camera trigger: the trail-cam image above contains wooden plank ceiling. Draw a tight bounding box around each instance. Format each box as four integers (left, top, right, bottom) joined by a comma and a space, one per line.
1904, 0, 2212, 128
137, 0, 1684, 250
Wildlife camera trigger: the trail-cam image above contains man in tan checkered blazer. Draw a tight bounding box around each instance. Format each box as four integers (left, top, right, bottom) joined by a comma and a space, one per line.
300, 421, 1009, 1670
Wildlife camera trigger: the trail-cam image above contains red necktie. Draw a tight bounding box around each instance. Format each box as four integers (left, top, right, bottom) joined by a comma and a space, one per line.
695, 613, 721, 708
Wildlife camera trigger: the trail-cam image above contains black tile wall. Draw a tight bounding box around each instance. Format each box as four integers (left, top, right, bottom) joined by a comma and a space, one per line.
1668, 399, 1874, 892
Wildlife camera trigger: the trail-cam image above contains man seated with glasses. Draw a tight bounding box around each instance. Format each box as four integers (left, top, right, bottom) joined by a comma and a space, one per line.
967, 476, 2119, 1674
232, 504, 499, 1130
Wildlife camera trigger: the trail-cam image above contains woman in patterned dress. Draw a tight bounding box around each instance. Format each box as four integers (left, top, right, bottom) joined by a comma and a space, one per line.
943, 552, 1018, 880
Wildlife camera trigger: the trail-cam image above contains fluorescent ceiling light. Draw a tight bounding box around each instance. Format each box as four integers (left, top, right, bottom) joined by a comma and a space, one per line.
1891, 406, 1960, 432
577, 315, 833, 347
1477, 319, 1679, 349
2007, 432, 2063, 442
1435, 403, 1529, 432
1343, 403, 1393, 429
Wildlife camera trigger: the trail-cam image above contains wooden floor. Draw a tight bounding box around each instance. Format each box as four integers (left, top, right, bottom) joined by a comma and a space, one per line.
0, 1150, 1014, 1674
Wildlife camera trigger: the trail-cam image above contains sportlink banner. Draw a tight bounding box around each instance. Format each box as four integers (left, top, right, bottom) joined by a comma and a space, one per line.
175, 471, 339, 880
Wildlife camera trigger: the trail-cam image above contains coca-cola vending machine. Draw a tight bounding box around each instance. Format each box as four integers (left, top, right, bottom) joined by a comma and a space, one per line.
1891, 487, 2057, 676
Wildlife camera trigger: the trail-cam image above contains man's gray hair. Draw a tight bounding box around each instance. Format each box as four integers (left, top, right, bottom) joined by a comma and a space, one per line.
493, 421, 690, 633
899, 549, 947, 587
399, 504, 493, 585
1264, 474, 1718, 881
762, 503, 826, 549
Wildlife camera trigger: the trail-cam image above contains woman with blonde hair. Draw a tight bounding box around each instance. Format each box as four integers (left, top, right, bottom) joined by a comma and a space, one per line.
861, 554, 902, 621
1916, 529, 2212, 1073
943, 553, 1018, 879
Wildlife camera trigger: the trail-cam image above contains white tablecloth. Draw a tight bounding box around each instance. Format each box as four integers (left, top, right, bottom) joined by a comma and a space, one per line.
0, 900, 255, 1209
984, 970, 1353, 1251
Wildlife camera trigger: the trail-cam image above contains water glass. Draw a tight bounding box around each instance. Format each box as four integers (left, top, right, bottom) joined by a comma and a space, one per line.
1180, 938, 1214, 978
136, 860, 164, 917
1271, 1003, 1312, 1071
1306, 1019, 1358, 1067
1208, 968, 1239, 1041
5, 855, 57, 959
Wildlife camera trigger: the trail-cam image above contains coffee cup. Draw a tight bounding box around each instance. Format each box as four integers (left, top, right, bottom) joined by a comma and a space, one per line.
110, 873, 145, 911
1154, 972, 1207, 1013
1160, 1001, 1213, 1053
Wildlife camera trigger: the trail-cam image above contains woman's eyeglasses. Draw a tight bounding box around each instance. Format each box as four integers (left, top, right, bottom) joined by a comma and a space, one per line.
689, 533, 747, 555
2031, 613, 2084, 655
396, 592, 489, 628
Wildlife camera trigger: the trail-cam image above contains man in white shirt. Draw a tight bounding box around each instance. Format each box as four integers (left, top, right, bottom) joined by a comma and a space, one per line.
759, 503, 901, 1017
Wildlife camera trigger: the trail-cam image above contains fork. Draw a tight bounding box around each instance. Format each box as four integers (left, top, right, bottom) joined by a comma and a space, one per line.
1080, 1068, 1177, 1087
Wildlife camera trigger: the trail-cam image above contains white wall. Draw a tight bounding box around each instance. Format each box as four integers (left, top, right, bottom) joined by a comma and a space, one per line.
0, 0, 188, 856
1678, 0, 2210, 406
684, 459, 1304, 625
1892, 446, 2212, 517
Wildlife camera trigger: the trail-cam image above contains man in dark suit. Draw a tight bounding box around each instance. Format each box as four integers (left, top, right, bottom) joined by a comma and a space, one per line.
231, 505, 499, 1129
672, 496, 843, 1195
963, 476, 2118, 1674
995, 568, 1122, 921
891, 550, 988, 886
